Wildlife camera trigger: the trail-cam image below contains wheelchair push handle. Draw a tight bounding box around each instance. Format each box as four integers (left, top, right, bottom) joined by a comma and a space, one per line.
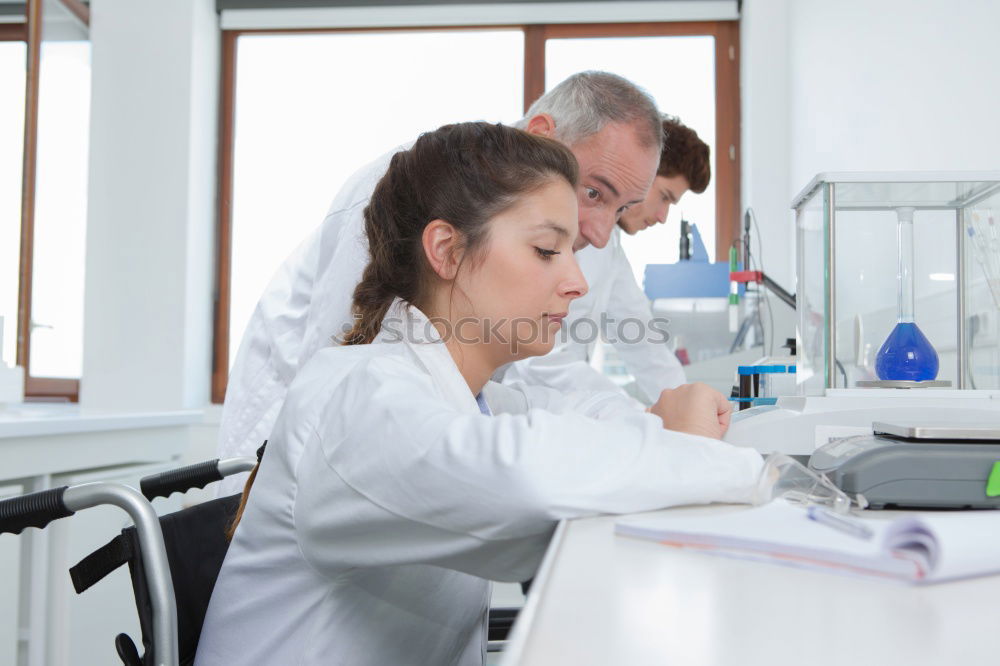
0, 486, 74, 535
140, 460, 222, 500
140, 456, 258, 501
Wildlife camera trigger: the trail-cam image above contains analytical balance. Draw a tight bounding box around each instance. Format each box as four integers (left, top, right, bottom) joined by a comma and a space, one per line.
809, 421, 1000, 509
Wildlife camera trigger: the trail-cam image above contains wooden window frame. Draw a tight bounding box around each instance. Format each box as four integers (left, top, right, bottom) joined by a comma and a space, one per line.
212, 20, 741, 403
8, 0, 89, 402
0, 23, 27, 42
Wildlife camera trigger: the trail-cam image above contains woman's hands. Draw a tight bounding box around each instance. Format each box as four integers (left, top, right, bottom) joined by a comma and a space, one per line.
648, 383, 733, 440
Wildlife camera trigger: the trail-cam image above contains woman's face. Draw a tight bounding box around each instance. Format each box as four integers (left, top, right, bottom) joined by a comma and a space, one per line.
454, 177, 588, 364
618, 174, 690, 235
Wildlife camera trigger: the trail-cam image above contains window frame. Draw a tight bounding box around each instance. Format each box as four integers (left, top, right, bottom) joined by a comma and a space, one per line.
211, 20, 741, 403
7, 0, 90, 402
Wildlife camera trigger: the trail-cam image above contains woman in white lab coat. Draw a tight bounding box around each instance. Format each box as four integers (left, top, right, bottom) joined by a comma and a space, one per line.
195, 122, 762, 666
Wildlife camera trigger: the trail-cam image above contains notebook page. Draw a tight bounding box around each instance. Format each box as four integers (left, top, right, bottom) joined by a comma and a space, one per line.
897, 511, 1000, 582
616, 500, 919, 579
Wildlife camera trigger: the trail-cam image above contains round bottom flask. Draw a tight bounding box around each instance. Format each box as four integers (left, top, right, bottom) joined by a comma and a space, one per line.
875, 320, 939, 381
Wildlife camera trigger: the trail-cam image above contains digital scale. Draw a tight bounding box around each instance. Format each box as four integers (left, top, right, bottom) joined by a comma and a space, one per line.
809, 421, 1000, 509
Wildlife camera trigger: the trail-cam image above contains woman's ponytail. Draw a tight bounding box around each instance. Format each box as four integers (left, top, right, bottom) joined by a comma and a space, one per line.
226, 441, 267, 541
225, 463, 258, 541
342, 268, 396, 345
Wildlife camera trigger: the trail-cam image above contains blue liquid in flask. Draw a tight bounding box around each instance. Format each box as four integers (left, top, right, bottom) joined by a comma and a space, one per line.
875, 321, 939, 381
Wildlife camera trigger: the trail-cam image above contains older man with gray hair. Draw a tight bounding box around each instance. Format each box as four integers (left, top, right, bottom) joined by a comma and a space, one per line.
215, 71, 686, 494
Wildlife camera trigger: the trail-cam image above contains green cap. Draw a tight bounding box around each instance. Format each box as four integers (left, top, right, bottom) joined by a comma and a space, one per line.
986, 461, 1000, 498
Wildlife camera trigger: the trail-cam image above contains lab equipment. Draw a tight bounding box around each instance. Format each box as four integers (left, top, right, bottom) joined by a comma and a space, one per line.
730, 210, 796, 311
645, 231, 742, 363
684, 220, 710, 263
874, 207, 940, 381
724, 173, 1000, 456
792, 172, 1000, 393
873, 318, 939, 381
806, 506, 873, 540
966, 210, 1000, 310
725, 387, 1000, 455
809, 420, 1000, 509
729, 269, 796, 310
728, 245, 739, 332
732, 364, 796, 410
752, 453, 857, 513
645, 261, 737, 299
679, 218, 692, 260
729, 339, 797, 410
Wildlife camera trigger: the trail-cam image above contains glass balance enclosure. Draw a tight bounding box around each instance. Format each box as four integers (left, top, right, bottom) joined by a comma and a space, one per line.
793, 172, 1000, 395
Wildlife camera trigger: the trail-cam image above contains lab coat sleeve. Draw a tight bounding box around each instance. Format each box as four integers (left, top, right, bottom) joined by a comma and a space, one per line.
293, 356, 762, 583
500, 351, 636, 398
484, 378, 645, 421
606, 245, 687, 402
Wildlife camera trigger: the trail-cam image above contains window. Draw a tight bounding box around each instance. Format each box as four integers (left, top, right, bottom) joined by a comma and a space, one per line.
0, 41, 26, 370
29, 40, 90, 379
4, 0, 90, 401
214, 21, 740, 401
226, 29, 524, 374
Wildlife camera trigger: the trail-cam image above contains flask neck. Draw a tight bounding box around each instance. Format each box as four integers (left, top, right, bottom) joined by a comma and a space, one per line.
896, 207, 915, 322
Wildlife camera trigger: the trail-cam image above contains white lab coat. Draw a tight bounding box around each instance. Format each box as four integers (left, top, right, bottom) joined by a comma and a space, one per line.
503, 227, 687, 404
215, 146, 400, 495
217, 144, 681, 496
195, 301, 763, 666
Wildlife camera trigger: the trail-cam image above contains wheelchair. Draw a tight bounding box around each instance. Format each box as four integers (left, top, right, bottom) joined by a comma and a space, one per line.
1, 447, 520, 665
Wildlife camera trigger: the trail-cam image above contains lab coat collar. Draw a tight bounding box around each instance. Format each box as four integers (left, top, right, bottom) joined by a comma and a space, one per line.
376, 299, 484, 416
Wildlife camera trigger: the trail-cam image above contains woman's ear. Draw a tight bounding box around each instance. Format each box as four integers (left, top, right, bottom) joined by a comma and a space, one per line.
422, 219, 462, 280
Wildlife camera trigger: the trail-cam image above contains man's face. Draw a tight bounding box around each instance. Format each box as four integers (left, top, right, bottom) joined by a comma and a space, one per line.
566, 122, 660, 251
618, 174, 691, 236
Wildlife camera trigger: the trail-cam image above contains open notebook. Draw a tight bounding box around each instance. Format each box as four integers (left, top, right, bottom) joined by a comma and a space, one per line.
615, 500, 1000, 583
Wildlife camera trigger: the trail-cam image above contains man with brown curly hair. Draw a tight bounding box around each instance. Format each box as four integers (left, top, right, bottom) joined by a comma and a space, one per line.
619, 115, 711, 235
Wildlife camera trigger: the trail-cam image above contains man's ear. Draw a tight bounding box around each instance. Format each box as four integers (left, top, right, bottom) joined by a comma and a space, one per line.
524, 113, 556, 138
422, 219, 462, 280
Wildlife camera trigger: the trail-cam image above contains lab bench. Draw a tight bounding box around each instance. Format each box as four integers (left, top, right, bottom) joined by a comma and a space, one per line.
501, 504, 999, 666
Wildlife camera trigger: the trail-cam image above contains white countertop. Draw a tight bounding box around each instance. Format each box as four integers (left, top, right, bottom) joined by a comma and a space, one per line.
503, 505, 1000, 666
0, 403, 202, 439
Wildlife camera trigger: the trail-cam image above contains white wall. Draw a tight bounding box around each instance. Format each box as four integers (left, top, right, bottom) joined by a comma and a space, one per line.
740, 0, 796, 347
82, 0, 219, 410
741, 0, 1000, 348
786, 0, 1000, 186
